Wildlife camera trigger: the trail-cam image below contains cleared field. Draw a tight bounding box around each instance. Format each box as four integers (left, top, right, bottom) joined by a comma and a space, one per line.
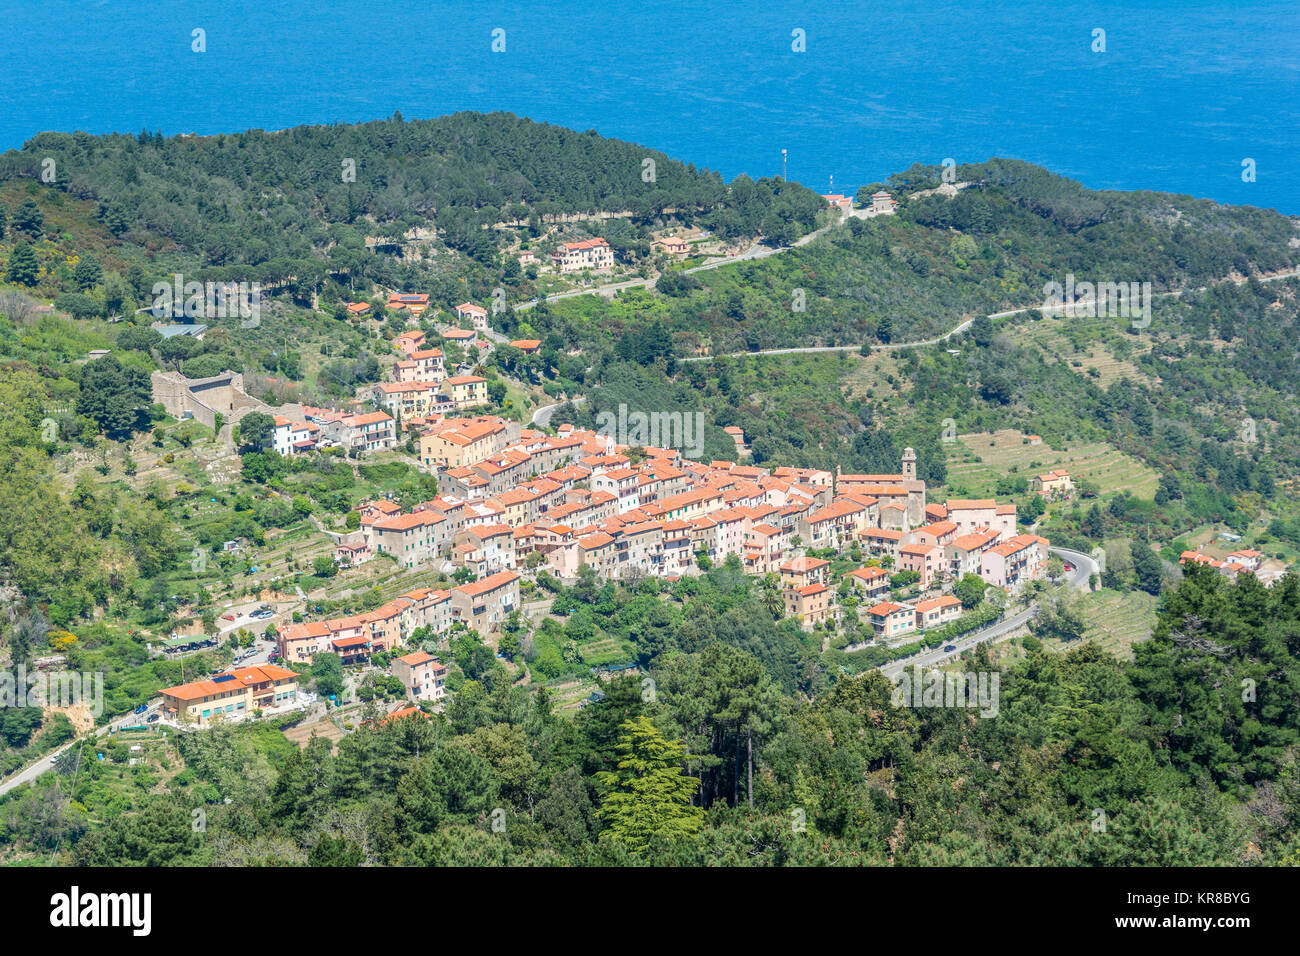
942, 429, 1159, 499
283, 715, 349, 749
991, 588, 1157, 666
578, 636, 635, 667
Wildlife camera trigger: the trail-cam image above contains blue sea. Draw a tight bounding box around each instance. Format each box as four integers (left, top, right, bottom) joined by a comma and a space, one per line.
2, 0, 1297, 212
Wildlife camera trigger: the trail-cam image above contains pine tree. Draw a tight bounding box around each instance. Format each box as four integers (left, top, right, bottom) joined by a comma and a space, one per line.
6, 242, 38, 286
596, 715, 702, 853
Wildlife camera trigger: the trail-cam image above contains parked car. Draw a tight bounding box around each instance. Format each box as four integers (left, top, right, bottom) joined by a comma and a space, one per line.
147, 714, 159, 723
134, 703, 148, 714
944, 644, 957, 652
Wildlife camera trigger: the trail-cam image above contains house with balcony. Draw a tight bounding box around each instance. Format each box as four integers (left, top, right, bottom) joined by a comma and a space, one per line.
979, 533, 1049, 588
272, 415, 321, 456
779, 555, 830, 590
373, 381, 441, 420
450, 570, 520, 634
866, 601, 916, 639
319, 410, 396, 454
784, 582, 832, 630
455, 302, 490, 331
445, 375, 488, 410
367, 510, 448, 568
392, 651, 447, 702
845, 566, 890, 599
947, 529, 1001, 579
160, 664, 299, 726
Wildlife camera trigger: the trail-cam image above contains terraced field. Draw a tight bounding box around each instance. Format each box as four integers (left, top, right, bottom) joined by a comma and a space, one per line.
941, 429, 1160, 500
1051, 588, 1157, 659
578, 636, 632, 666
544, 677, 602, 713
1012, 316, 1158, 389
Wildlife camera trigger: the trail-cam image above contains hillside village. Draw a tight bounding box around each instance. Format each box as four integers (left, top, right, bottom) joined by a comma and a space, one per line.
156, 286, 1073, 726
161, 423, 1058, 725
150, 238, 1284, 728
128, 203, 1283, 731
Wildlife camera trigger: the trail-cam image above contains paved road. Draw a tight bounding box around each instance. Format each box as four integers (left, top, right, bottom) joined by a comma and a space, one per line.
1049, 546, 1102, 591
869, 544, 1101, 682
678, 266, 1300, 364
512, 216, 847, 314
0, 605, 284, 797
530, 395, 585, 427
879, 606, 1038, 679
0, 701, 168, 797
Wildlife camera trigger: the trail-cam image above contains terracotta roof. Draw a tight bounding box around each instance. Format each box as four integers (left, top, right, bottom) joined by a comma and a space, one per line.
867, 601, 910, 617
453, 570, 519, 597
914, 596, 961, 613
396, 650, 437, 666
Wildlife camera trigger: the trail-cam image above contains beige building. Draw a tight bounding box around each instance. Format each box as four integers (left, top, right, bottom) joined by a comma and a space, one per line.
455, 303, 489, 330
450, 570, 520, 634
367, 510, 449, 568
160, 664, 299, 726
654, 235, 690, 255
392, 651, 447, 702
420, 419, 509, 469
913, 595, 961, 630
552, 238, 614, 272
445, 375, 489, 410
784, 583, 832, 630
942, 500, 1017, 540
373, 381, 441, 419
779, 555, 830, 590
867, 601, 915, 639
151, 369, 268, 431
845, 566, 890, 599
1030, 470, 1075, 498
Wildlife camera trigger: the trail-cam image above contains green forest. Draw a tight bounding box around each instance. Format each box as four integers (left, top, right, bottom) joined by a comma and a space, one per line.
5, 565, 1300, 865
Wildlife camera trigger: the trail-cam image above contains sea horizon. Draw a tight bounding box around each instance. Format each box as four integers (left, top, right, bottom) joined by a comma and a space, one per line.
3, 0, 1298, 213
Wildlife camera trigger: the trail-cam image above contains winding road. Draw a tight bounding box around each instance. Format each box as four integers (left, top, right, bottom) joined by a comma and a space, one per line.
677, 266, 1300, 364
530, 394, 585, 427
875, 546, 1101, 678
0, 703, 165, 797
